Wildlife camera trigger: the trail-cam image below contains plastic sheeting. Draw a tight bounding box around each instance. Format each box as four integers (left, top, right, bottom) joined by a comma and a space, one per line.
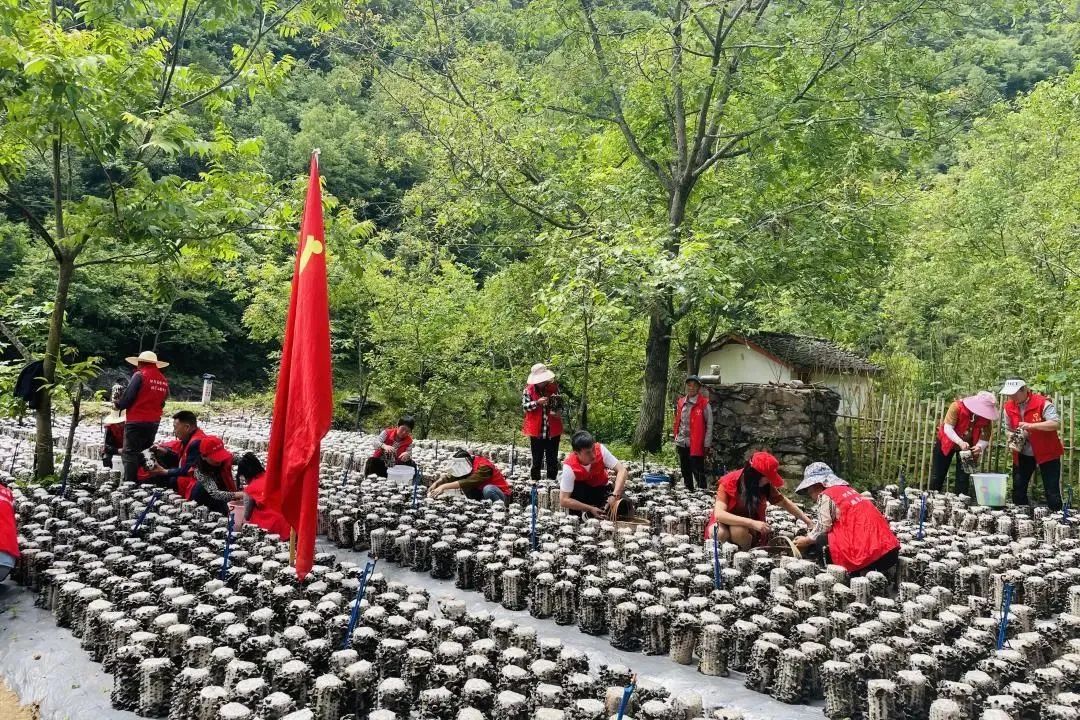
0, 584, 138, 720
324, 541, 827, 720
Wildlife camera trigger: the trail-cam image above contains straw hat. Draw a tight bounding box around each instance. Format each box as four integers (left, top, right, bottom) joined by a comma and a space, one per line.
103, 409, 126, 425
125, 350, 169, 368
526, 362, 555, 385
961, 391, 1000, 421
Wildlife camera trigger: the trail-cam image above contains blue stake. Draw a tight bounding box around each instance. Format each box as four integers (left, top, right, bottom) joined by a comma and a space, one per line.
131, 491, 162, 535
220, 511, 235, 581
996, 582, 1014, 650
411, 468, 422, 509
616, 675, 637, 720
712, 527, 722, 589
916, 493, 927, 540
343, 557, 377, 648
530, 485, 539, 551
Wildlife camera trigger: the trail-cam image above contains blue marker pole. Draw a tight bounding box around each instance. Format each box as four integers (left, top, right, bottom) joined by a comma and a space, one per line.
712, 527, 722, 589
220, 511, 235, 581
996, 582, 1014, 650
616, 675, 637, 720
530, 485, 539, 551
131, 490, 162, 535
343, 557, 377, 648
916, 493, 927, 540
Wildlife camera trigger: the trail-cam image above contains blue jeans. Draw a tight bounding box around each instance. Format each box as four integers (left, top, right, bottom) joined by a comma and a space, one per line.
481, 485, 509, 504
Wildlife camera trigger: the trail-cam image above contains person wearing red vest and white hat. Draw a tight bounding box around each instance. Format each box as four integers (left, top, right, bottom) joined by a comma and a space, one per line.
705, 451, 812, 550
559, 430, 630, 518
793, 463, 899, 576
1001, 378, 1064, 510
673, 375, 713, 491
522, 363, 564, 483
429, 450, 513, 504
929, 391, 999, 496
115, 350, 170, 483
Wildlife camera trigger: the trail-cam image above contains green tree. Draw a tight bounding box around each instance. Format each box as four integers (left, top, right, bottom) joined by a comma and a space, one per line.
0, 0, 342, 477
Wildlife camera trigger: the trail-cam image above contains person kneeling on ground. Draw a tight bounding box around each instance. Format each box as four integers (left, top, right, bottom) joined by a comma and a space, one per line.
190, 436, 242, 516
559, 430, 632, 519
793, 462, 900, 577
0, 481, 19, 582
235, 453, 292, 539
429, 450, 512, 504
705, 451, 812, 550
364, 416, 417, 478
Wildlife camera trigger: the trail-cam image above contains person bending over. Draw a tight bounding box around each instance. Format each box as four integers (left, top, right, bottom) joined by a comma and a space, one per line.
364, 416, 417, 478
705, 451, 811, 550
190, 436, 241, 516
429, 450, 512, 504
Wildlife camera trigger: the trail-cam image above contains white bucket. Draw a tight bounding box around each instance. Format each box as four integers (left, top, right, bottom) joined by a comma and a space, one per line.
387, 465, 416, 485
971, 472, 1008, 507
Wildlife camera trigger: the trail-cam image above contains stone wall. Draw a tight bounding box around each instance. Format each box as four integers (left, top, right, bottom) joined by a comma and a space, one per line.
708, 382, 840, 483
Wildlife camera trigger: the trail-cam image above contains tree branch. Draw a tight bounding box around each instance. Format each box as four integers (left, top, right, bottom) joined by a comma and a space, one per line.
0, 319, 31, 360
0, 181, 62, 263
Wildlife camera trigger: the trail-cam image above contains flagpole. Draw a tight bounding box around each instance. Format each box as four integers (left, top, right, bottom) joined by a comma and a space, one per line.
289, 530, 297, 565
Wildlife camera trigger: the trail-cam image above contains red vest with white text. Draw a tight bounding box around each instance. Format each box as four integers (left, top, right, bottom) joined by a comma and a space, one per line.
126, 365, 169, 423
822, 485, 899, 573
563, 444, 609, 488
674, 395, 710, 457
937, 401, 990, 456
522, 383, 564, 438
1004, 392, 1064, 464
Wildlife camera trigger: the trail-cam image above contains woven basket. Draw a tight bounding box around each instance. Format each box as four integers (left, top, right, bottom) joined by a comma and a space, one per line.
761, 535, 801, 559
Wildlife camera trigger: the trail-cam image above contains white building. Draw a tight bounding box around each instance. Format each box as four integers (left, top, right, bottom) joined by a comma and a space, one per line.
696, 332, 881, 417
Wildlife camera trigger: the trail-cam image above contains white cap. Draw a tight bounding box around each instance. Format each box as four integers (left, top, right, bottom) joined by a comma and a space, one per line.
999, 379, 1026, 396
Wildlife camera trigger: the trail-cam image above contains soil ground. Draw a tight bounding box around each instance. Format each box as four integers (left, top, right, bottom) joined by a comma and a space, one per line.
0, 680, 38, 720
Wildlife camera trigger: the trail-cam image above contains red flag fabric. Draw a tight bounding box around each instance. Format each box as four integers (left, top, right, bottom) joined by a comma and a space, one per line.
262, 153, 332, 581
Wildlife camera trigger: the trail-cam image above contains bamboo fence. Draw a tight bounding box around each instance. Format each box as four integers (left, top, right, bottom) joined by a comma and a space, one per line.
837, 392, 1080, 496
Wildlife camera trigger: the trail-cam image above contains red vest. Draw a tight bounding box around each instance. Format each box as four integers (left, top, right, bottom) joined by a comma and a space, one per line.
372, 427, 413, 461
0, 484, 19, 559
174, 428, 207, 499
563, 444, 609, 488
821, 485, 899, 573
522, 383, 564, 438
473, 455, 511, 494
937, 401, 989, 456
125, 365, 169, 423
1004, 392, 1064, 464
718, 469, 767, 521
243, 472, 292, 538
673, 395, 710, 456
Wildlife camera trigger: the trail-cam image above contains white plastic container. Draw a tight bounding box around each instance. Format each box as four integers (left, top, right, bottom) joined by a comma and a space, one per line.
387, 464, 416, 485
971, 472, 1008, 507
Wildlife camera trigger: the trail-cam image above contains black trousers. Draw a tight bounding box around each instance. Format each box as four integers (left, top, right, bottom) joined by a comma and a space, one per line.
677, 445, 708, 490
850, 547, 900, 578
363, 456, 416, 478
929, 439, 971, 496
529, 435, 560, 481
570, 483, 633, 517
190, 483, 229, 516
121, 421, 159, 484
1013, 455, 1062, 511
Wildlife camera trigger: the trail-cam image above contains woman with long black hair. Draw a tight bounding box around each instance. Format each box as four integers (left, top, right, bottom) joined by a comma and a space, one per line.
705, 451, 812, 550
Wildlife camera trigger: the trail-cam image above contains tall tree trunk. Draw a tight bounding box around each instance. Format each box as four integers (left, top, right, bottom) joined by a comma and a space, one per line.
35, 256, 75, 478
632, 304, 673, 451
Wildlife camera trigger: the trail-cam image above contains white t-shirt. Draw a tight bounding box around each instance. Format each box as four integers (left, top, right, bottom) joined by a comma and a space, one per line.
560, 444, 618, 492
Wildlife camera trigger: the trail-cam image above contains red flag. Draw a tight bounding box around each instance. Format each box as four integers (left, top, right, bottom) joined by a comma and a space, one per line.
262, 153, 332, 581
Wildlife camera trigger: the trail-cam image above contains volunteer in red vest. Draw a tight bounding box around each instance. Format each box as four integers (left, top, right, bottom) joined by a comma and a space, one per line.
522, 363, 564, 482
115, 350, 170, 483
0, 482, 19, 583
705, 451, 812, 551
929, 391, 998, 496
190, 436, 241, 516
559, 430, 631, 518
673, 375, 713, 491
1001, 378, 1064, 510
136, 439, 182, 483
364, 416, 417, 478
793, 463, 900, 576
236, 453, 292, 539
429, 450, 512, 504
148, 410, 207, 500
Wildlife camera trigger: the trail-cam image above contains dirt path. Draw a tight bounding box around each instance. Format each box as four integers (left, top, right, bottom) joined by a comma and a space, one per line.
0, 681, 37, 720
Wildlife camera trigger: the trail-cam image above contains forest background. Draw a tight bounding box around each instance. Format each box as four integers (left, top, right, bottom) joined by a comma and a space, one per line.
1, 0, 1079, 470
